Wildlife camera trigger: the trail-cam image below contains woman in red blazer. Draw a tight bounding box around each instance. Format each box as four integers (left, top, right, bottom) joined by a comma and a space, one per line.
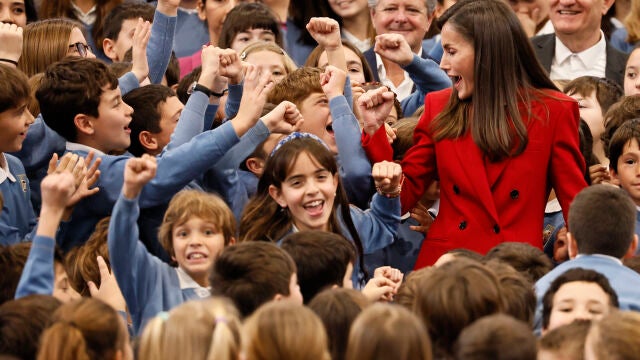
361, 0, 587, 268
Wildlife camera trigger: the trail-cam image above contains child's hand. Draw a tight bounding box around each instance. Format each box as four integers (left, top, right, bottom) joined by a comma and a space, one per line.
41, 171, 76, 213
320, 65, 346, 100
199, 45, 222, 89
0, 22, 22, 65
65, 152, 101, 211
262, 101, 304, 134
87, 256, 127, 312
157, 0, 180, 16
130, 18, 151, 83
374, 34, 414, 67
589, 164, 611, 184
372, 161, 403, 195
234, 64, 274, 130
409, 201, 434, 234
123, 154, 157, 200
374, 266, 404, 286
218, 48, 244, 85
358, 87, 396, 135
306, 17, 342, 51
361, 276, 397, 302
515, 6, 539, 38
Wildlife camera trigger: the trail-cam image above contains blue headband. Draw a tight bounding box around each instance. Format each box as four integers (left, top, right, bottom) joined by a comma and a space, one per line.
269, 132, 330, 157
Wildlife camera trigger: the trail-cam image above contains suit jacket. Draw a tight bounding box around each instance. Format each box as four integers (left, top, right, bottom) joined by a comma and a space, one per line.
362, 88, 588, 267
531, 33, 629, 86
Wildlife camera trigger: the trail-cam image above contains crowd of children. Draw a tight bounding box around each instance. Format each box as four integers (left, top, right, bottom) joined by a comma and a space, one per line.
2, 0, 640, 358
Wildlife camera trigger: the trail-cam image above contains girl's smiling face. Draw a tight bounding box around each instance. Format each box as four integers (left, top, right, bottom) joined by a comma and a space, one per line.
269, 151, 339, 232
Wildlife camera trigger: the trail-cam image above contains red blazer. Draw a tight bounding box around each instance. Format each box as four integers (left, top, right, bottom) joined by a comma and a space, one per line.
363, 88, 587, 268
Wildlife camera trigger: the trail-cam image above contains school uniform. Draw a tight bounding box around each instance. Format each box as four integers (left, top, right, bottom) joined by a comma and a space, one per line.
0, 154, 37, 245
362, 88, 587, 267
109, 193, 210, 334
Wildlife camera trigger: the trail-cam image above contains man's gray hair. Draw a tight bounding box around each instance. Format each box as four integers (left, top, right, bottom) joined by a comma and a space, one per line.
368, 0, 436, 16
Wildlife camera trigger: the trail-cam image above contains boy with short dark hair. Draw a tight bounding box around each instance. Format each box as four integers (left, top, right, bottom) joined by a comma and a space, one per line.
101, 2, 156, 63
534, 185, 640, 333
280, 231, 356, 303
209, 241, 303, 318
35, 55, 299, 250
0, 65, 36, 244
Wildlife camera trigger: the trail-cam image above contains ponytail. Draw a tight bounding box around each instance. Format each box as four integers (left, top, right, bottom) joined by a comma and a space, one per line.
38, 322, 92, 360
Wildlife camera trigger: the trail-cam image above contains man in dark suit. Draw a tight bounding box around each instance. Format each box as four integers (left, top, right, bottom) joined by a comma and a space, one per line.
531, 0, 627, 86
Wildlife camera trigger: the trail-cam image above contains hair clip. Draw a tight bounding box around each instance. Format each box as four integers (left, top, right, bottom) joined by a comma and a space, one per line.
269, 132, 330, 157
157, 311, 170, 322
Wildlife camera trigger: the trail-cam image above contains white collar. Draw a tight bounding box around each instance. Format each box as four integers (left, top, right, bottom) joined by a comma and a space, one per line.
554, 30, 606, 68
65, 141, 106, 156
175, 267, 210, 297
545, 197, 562, 213
0, 153, 16, 184
341, 30, 371, 53
536, 19, 555, 36
70, 1, 97, 24
575, 253, 623, 266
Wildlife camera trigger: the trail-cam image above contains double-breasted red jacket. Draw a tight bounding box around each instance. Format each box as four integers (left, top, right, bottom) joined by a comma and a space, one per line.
363, 88, 588, 268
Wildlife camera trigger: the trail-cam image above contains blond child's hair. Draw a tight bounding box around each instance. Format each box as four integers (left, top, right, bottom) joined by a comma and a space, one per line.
138, 297, 241, 360
158, 190, 236, 265
267, 67, 323, 108
242, 301, 330, 360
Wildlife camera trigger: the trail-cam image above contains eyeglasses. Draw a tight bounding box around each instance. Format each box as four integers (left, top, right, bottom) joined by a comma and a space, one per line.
68, 42, 92, 58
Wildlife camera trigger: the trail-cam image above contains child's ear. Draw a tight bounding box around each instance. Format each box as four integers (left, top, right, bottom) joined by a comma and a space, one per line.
625, 234, 639, 259
609, 167, 621, 186
197, 0, 207, 21
268, 185, 287, 208
74, 114, 95, 136
102, 38, 118, 62
245, 157, 265, 177
139, 131, 159, 152
228, 236, 236, 246
567, 232, 579, 259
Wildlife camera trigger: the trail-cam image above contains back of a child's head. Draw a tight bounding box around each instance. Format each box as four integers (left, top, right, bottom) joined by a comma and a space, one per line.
453, 314, 536, 360
0, 65, 30, 114
20, 18, 81, 77
484, 242, 552, 283
210, 242, 296, 318
37, 298, 129, 360
138, 297, 241, 360
0, 295, 62, 360
413, 259, 503, 357
267, 67, 323, 108
568, 185, 636, 257
308, 288, 370, 360
36, 57, 118, 142
218, 2, 282, 51
0, 243, 31, 305
123, 85, 177, 156
434, 248, 484, 267
483, 260, 535, 326
159, 190, 236, 265
395, 266, 435, 310
585, 310, 640, 360
280, 231, 356, 303
391, 117, 418, 161
564, 76, 623, 115
602, 96, 640, 158
242, 301, 330, 360
346, 303, 432, 360
65, 217, 111, 297
542, 267, 619, 331
538, 319, 591, 360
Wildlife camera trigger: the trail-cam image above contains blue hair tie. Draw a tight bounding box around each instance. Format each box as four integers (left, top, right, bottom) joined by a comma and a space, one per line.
269, 132, 330, 157
157, 311, 170, 322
